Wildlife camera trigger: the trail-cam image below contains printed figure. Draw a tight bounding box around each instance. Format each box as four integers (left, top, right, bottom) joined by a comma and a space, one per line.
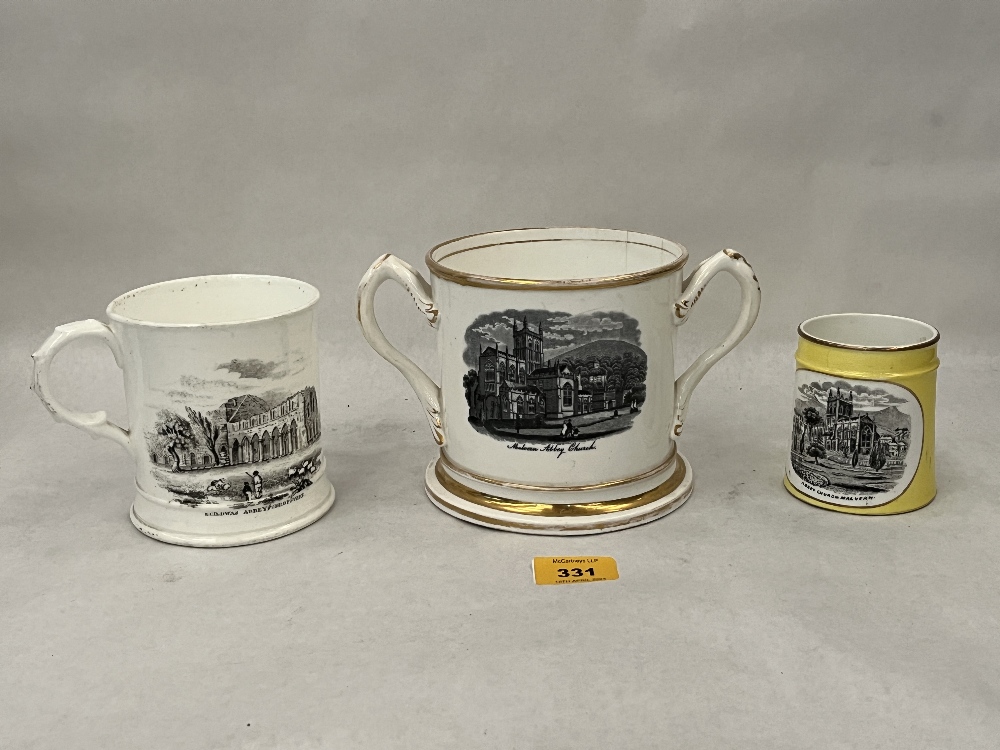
462, 310, 647, 445
251, 470, 263, 499
242, 482, 254, 503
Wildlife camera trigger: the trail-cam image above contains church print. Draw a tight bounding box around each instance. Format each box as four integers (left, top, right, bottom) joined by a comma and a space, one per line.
144, 357, 323, 508
462, 309, 648, 443
789, 373, 919, 504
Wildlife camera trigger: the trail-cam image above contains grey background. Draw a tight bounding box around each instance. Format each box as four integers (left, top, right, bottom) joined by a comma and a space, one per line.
2, 2, 998, 748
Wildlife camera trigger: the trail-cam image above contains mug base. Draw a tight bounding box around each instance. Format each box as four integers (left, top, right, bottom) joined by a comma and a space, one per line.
129, 479, 335, 547
424, 454, 694, 535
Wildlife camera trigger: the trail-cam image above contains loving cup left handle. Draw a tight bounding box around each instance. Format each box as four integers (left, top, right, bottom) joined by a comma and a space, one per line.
357, 254, 444, 445
31, 319, 131, 450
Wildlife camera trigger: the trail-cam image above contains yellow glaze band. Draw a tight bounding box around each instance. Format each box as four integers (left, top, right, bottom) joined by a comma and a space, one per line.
784, 335, 939, 515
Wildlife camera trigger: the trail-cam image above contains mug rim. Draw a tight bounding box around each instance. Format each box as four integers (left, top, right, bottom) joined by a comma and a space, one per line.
798, 313, 940, 351
425, 227, 689, 290
106, 274, 320, 328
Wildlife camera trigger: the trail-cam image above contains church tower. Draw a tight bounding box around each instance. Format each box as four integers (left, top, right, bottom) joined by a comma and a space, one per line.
513, 316, 544, 373
826, 388, 854, 422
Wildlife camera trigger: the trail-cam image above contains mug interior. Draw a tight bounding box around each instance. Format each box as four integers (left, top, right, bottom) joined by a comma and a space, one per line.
107, 275, 319, 326
799, 313, 939, 350
428, 228, 686, 284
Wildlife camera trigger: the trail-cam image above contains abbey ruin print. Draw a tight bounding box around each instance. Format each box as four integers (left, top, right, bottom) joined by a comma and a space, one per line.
790, 375, 915, 500
144, 357, 322, 508
462, 310, 647, 444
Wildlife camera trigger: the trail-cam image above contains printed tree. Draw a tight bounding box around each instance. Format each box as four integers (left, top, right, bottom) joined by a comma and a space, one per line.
805, 441, 826, 465
157, 413, 195, 471
463, 369, 479, 408
606, 372, 623, 399
187, 407, 221, 466
798, 406, 824, 453
869, 440, 887, 471
802, 406, 824, 431
621, 355, 647, 406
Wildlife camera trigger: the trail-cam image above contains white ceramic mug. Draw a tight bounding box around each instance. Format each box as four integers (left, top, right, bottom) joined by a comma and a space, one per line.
358, 228, 761, 534
32, 275, 335, 547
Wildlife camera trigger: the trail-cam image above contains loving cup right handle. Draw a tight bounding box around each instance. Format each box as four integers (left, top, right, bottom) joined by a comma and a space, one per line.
357, 254, 445, 445
31, 319, 131, 450
671, 249, 761, 436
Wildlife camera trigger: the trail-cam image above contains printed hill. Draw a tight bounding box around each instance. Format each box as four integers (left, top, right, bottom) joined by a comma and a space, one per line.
870, 405, 911, 433
553, 340, 646, 367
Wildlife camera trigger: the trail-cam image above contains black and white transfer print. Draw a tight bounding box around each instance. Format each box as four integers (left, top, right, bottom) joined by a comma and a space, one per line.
462, 310, 647, 444
787, 371, 923, 507
145, 357, 322, 508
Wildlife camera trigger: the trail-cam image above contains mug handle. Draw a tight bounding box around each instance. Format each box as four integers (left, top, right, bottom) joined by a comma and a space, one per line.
31, 319, 131, 450
357, 254, 445, 445
672, 249, 761, 436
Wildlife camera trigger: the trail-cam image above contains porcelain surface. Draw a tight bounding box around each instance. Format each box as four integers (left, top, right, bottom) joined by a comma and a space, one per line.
32, 275, 335, 547
784, 313, 939, 515
358, 228, 761, 534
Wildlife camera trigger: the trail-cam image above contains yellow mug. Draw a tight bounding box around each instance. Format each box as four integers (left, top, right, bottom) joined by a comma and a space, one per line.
784, 313, 939, 515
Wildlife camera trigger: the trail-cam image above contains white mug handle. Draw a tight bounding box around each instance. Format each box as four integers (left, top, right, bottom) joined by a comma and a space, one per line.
31, 319, 131, 450
357, 254, 444, 445
672, 249, 761, 436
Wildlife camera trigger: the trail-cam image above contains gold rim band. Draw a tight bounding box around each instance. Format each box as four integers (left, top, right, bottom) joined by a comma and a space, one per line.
425, 228, 689, 290
432, 458, 687, 517
438, 448, 677, 492
797, 315, 941, 352
426, 476, 691, 531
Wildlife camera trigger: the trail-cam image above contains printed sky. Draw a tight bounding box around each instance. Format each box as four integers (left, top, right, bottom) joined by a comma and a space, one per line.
153, 353, 307, 412
463, 309, 641, 368
797, 379, 908, 411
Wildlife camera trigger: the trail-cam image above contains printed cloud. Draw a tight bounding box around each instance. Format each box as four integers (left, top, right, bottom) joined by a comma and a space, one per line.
217, 358, 285, 379
797, 379, 908, 410
462, 309, 642, 367
550, 314, 625, 333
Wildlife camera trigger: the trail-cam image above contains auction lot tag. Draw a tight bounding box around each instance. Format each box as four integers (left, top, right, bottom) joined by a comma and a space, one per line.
532, 556, 619, 585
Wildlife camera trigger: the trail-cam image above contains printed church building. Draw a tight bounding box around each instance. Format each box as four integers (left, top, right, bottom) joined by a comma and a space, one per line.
225, 387, 321, 465
823, 388, 878, 456
149, 387, 321, 470
474, 318, 600, 422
